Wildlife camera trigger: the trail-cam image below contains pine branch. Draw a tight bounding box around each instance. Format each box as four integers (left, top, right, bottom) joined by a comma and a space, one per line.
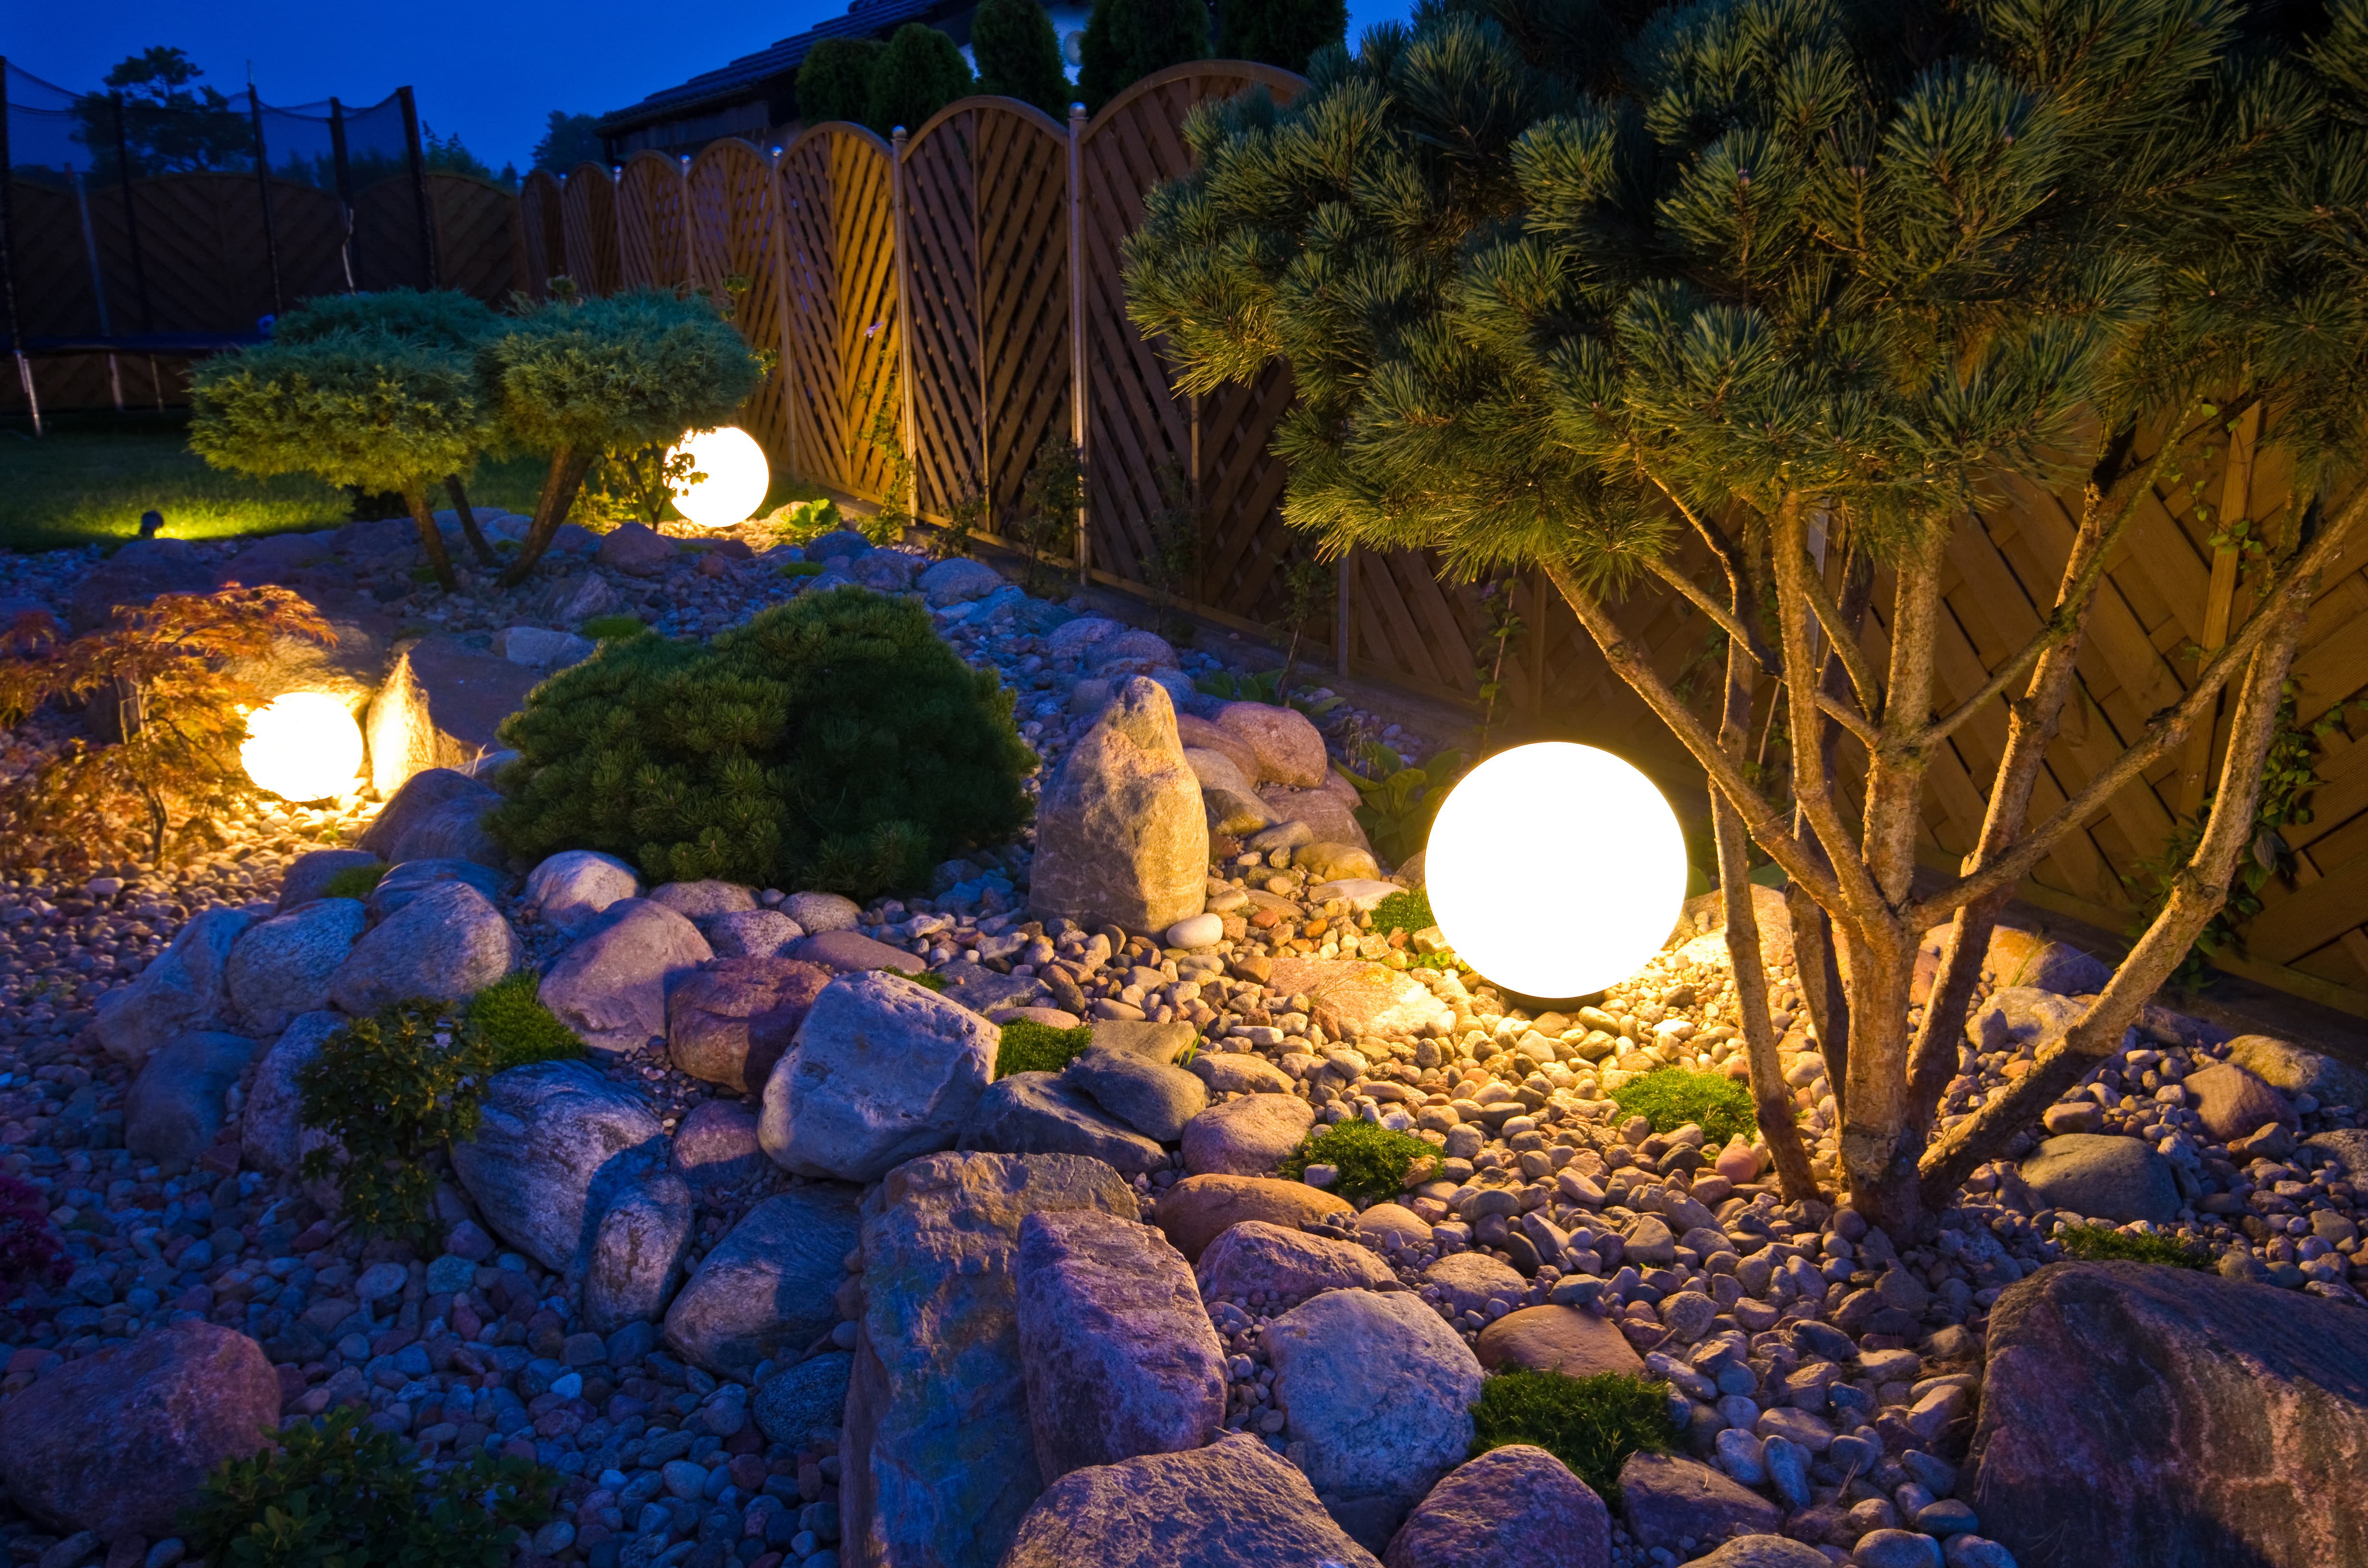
1795, 543, 1883, 724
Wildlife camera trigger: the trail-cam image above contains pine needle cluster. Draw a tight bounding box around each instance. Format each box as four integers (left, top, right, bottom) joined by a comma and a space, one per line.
489, 586, 1034, 898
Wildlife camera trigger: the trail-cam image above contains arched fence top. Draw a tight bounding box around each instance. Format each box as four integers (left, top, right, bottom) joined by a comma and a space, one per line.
901, 94, 1073, 151
566, 159, 615, 187
780, 120, 897, 165
1084, 58, 1306, 139
620, 148, 683, 180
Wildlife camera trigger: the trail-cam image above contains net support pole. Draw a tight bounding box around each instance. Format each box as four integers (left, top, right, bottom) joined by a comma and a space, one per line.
328, 97, 357, 291
1067, 101, 1088, 587
247, 84, 285, 319
0, 55, 34, 436
109, 93, 155, 332
398, 86, 439, 289
69, 168, 124, 410
890, 124, 919, 529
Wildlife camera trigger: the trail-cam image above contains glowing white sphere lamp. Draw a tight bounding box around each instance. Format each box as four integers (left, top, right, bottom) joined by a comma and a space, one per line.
241, 692, 365, 802
667, 426, 770, 528
1424, 741, 1689, 998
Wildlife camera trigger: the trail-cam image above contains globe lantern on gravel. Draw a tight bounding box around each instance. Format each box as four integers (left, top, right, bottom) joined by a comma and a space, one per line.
240, 690, 364, 802
667, 426, 770, 528
1424, 742, 1687, 999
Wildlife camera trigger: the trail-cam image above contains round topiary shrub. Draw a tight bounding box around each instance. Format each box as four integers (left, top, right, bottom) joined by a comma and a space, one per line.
489, 586, 1034, 899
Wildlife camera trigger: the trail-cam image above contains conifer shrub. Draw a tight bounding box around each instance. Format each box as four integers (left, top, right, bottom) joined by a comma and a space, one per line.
490, 587, 1033, 899
797, 37, 886, 128
866, 24, 974, 136
1279, 1116, 1433, 1200
578, 614, 647, 641
1469, 1371, 1678, 1499
184, 1407, 558, 1568
297, 997, 506, 1240
1609, 1067, 1756, 1147
974, 0, 1073, 116
996, 1020, 1094, 1077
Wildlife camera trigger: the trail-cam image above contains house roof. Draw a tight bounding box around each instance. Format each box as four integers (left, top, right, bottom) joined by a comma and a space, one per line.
597, 0, 956, 135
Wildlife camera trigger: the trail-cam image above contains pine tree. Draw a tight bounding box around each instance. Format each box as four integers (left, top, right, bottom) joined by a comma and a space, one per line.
798, 38, 887, 129
1079, 0, 1212, 112
1216, 0, 1345, 74
866, 24, 977, 136
1127, 0, 2368, 1229
975, 0, 1075, 117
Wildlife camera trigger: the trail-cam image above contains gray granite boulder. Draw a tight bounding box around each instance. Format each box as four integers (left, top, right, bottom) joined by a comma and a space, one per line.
354, 764, 506, 868
1182, 1092, 1316, 1176
761, 970, 997, 1182
664, 1185, 864, 1379
125, 1030, 258, 1164
362, 639, 539, 800
1065, 1045, 1207, 1141
539, 897, 712, 1056
648, 879, 759, 920
239, 1010, 344, 1179
755, 1352, 854, 1447
92, 906, 252, 1066
1265, 1286, 1486, 1550
522, 849, 640, 936
448, 1059, 666, 1272
1617, 1453, 1781, 1552
1002, 1433, 1384, 1568
580, 1166, 694, 1334
667, 956, 831, 1094
2017, 1134, 2181, 1225
1029, 675, 1208, 933
328, 879, 520, 1014
670, 1099, 768, 1189
960, 1073, 1168, 1175
226, 897, 365, 1034
1196, 1219, 1399, 1310
1015, 1208, 1226, 1481
782, 891, 861, 934
704, 909, 805, 959
362, 858, 506, 924
1382, 1445, 1609, 1568
841, 1152, 1137, 1568
2228, 1034, 2368, 1110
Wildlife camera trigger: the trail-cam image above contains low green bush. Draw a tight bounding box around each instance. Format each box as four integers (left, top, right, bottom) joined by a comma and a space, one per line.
322, 863, 387, 901
1609, 1066, 1757, 1147
997, 1020, 1092, 1078
1469, 1371, 1678, 1499
296, 996, 507, 1240
1278, 1116, 1433, 1201
578, 614, 646, 640
184, 1407, 558, 1568
466, 970, 586, 1068
1370, 888, 1433, 936
2055, 1224, 2213, 1269
490, 587, 1034, 899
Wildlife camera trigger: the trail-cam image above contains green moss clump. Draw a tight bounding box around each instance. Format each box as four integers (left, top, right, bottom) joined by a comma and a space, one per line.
777, 561, 826, 578
1279, 1116, 1434, 1201
465, 970, 586, 1069
1469, 1371, 1679, 1499
2056, 1224, 2213, 1270
997, 1020, 1092, 1078
578, 614, 646, 640
323, 863, 388, 901
1609, 1066, 1757, 1146
489, 587, 1035, 900
1370, 888, 1433, 936
891, 968, 949, 993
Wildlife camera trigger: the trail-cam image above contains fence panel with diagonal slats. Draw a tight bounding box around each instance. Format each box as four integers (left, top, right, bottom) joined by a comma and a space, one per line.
558, 161, 620, 296
688, 138, 793, 476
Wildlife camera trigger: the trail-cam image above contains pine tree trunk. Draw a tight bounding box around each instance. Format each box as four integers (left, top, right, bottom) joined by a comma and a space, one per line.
498, 445, 596, 589
403, 482, 458, 592
1835, 919, 1924, 1234
445, 475, 498, 566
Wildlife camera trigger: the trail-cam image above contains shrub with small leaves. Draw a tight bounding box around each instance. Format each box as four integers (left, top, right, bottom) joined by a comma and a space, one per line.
296, 997, 506, 1241
323, 863, 388, 901
183, 1406, 558, 1568
996, 1019, 1093, 1078
1278, 1116, 1433, 1202
0, 1172, 67, 1309
1469, 1371, 1678, 1501
1609, 1067, 1756, 1148
2055, 1224, 2213, 1270
465, 970, 586, 1069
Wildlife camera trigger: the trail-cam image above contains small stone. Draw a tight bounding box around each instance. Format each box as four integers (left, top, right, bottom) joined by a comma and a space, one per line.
1165, 912, 1225, 949
1853, 1529, 1944, 1568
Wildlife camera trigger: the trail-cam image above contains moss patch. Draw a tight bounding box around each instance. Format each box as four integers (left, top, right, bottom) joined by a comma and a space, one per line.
465, 970, 587, 1070
1609, 1066, 1757, 1146
1278, 1116, 1434, 1202
996, 1020, 1092, 1078
1469, 1371, 1679, 1499
2055, 1224, 2212, 1269
1370, 888, 1434, 935
323, 863, 388, 901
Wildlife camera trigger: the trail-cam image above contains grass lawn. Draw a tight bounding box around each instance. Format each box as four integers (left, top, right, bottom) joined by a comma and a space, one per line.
0, 410, 830, 555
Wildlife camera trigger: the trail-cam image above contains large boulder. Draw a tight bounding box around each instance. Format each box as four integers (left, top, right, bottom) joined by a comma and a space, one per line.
1015, 1208, 1227, 1481
2227, 1034, 2368, 1110
125, 1030, 258, 1164
363, 858, 505, 924
91, 906, 252, 1066
841, 1152, 1138, 1568
961, 1072, 1168, 1174
1971, 1262, 2368, 1568
365, 635, 541, 797
1264, 1286, 1486, 1550
663, 1184, 864, 1379
277, 848, 383, 912
670, 1099, 768, 1189
919, 556, 1005, 607
705, 909, 805, 959
2016, 1134, 2181, 1225
1967, 987, 2087, 1057
0, 1320, 281, 1539
1185, 746, 1272, 836
1152, 1174, 1352, 1262
760, 970, 997, 1182
579, 1168, 694, 1335
2183, 1062, 2295, 1143
538, 898, 712, 1057
1196, 1219, 1399, 1309
1617, 1453, 1782, 1552
790, 928, 927, 973
596, 521, 675, 576
1476, 1305, 1646, 1379
1382, 1446, 1610, 1568
447, 1060, 666, 1273
648, 879, 759, 921
1001, 1433, 1385, 1568
667, 956, 832, 1093
1255, 785, 1372, 855
1985, 927, 2115, 996
225, 896, 365, 1034
1064, 1046, 1207, 1141
522, 849, 640, 936
1263, 956, 1453, 1041
783, 891, 862, 934
239, 1010, 343, 1178
354, 766, 506, 869
1029, 675, 1208, 933
327, 879, 520, 1015
227, 597, 398, 722
1212, 700, 1329, 788
1181, 1092, 1316, 1176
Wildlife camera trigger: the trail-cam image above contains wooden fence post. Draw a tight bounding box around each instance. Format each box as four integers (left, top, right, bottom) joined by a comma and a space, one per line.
680, 155, 696, 288
765, 144, 800, 483
2175, 403, 2263, 819
891, 125, 920, 526
1068, 101, 1089, 585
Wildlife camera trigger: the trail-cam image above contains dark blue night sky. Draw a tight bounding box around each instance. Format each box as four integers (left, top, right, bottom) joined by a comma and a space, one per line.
2, 0, 1418, 174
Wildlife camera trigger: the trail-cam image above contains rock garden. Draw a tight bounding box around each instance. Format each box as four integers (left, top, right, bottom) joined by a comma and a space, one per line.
2, 476, 2366, 1568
